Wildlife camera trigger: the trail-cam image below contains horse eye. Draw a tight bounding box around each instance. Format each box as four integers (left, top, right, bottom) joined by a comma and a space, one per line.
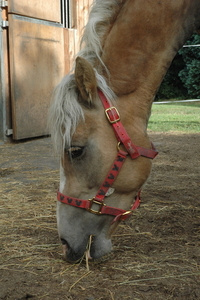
67, 146, 85, 159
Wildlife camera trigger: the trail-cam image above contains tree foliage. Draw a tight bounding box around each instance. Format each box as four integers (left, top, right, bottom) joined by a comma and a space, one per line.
156, 33, 200, 100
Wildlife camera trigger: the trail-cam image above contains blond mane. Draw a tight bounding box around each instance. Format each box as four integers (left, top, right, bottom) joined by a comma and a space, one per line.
49, 0, 123, 155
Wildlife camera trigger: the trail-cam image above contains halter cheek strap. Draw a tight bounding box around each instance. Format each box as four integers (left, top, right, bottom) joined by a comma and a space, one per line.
57, 89, 158, 223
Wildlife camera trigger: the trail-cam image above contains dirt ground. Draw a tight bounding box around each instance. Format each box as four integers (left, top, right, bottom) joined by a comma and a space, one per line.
0, 132, 199, 300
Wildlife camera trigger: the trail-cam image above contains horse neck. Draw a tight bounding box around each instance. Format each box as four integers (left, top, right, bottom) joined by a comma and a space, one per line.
100, 0, 200, 121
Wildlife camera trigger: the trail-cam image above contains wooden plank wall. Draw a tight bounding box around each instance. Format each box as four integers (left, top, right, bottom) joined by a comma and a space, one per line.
8, 0, 61, 22
8, 15, 66, 140
65, 0, 93, 72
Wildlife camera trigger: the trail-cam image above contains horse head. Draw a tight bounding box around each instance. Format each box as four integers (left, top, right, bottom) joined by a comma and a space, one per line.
50, 57, 155, 262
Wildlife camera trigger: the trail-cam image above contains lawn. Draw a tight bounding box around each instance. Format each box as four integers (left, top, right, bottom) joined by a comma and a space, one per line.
148, 102, 200, 133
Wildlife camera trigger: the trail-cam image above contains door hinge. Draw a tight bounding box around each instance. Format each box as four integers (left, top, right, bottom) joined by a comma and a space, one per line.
5, 129, 13, 136
1, 20, 8, 28
1, 1, 8, 8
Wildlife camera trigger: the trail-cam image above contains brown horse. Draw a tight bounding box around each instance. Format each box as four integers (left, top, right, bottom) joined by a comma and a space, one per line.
49, 0, 200, 263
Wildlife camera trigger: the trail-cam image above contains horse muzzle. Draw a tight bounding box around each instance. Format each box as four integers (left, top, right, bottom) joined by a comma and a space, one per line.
60, 235, 112, 263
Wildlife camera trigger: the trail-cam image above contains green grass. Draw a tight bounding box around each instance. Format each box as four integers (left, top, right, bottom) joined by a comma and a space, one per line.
148, 102, 200, 133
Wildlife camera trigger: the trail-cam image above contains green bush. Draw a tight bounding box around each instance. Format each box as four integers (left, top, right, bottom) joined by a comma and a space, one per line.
156, 53, 187, 100
179, 34, 200, 99
156, 33, 200, 100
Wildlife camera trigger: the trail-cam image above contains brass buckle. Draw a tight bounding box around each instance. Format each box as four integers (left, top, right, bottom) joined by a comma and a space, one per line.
105, 107, 120, 124
87, 198, 105, 215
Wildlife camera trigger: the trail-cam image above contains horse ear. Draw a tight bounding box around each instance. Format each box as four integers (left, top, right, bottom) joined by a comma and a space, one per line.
75, 56, 97, 104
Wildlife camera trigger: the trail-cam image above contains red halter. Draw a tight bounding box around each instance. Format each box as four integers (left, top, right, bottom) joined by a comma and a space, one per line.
57, 89, 158, 223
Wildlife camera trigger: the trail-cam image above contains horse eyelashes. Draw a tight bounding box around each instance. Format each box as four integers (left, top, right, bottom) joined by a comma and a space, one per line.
67, 146, 85, 160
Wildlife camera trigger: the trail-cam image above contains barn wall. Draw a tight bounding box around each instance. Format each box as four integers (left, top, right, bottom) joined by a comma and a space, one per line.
0, 0, 93, 143
0, 4, 12, 144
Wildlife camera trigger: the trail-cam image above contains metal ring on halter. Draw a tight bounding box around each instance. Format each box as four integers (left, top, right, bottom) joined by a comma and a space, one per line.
117, 142, 122, 151
117, 142, 128, 155
121, 210, 132, 216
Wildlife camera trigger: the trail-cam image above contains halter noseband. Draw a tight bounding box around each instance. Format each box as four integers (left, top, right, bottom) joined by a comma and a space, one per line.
57, 89, 158, 223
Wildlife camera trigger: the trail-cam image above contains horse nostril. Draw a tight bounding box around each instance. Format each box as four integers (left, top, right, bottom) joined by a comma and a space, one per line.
61, 238, 70, 259
60, 238, 68, 245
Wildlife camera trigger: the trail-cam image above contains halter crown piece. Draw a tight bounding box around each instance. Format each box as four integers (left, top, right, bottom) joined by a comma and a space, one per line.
57, 89, 158, 223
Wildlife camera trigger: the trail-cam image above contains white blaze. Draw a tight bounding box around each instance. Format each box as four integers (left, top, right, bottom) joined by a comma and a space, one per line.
59, 164, 66, 193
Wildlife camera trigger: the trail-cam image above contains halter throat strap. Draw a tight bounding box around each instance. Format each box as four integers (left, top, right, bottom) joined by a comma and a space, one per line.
98, 89, 158, 159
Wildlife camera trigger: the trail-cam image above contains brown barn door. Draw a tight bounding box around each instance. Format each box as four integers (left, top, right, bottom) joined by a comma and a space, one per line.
7, 0, 65, 140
